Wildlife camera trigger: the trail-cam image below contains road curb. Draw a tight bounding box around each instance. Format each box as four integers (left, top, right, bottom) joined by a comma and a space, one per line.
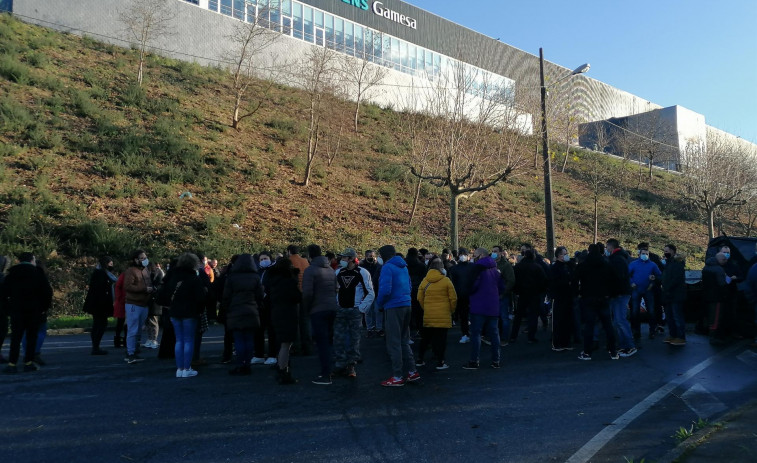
656, 399, 757, 463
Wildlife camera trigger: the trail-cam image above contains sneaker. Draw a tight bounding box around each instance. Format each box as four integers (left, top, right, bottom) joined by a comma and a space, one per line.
250, 357, 265, 365
377, 330, 385, 337
346, 366, 357, 378
182, 368, 198, 378
481, 337, 492, 346
406, 371, 421, 382
670, 338, 687, 346
491, 361, 500, 369
462, 361, 479, 370
663, 336, 674, 344
33, 355, 45, 366
125, 354, 145, 364
24, 362, 39, 372
4, 363, 18, 374
577, 352, 592, 361
435, 362, 449, 370
264, 357, 277, 365
312, 375, 332, 385
619, 347, 638, 358
415, 360, 426, 367
459, 335, 470, 344
610, 351, 620, 360
142, 341, 153, 348
381, 376, 405, 387
176, 369, 183, 378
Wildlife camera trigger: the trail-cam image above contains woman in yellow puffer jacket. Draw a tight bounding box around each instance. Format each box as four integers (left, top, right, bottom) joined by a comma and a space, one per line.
416, 257, 457, 370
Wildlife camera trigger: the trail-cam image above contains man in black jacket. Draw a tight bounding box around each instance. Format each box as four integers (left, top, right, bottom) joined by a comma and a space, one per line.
574, 244, 617, 360
359, 249, 383, 336
607, 239, 637, 356
405, 248, 426, 336
2, 253, 53, 373
449, 248, 476, 343
513, 250, 549, 343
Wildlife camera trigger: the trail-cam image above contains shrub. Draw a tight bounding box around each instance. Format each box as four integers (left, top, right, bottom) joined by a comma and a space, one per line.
120, 82, 146, 107
0, 53, 31, 83
70, 219, 142, 257
0, 95, 34, 133
373, 163, 408, 183
266, 117, 303, 143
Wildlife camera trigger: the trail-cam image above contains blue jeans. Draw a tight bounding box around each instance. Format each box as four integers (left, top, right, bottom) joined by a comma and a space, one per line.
22, 321, 47, 355
469, 313, 500, 363
311, 310, 336, 376
365, 301, 384, 331
171, 317, 197, 370
498, 296, 511, 343
666, 301, 686, 339
233, 329, 255, 366
125, 304, 149, 355
610, 295, 634, 349
631, 289, 656, 334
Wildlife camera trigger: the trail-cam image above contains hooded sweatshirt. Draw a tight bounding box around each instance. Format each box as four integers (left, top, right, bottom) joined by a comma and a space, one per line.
376, 255, 411, 310
469, 256, 504, 316
417, 268, 457, 328
302, 255, 338, 315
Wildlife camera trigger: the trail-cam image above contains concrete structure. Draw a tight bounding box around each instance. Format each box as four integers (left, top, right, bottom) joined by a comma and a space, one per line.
5, 0, 755, 166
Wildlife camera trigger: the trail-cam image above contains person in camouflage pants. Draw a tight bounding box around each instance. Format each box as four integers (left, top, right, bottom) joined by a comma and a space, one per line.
334, 248, 375, 378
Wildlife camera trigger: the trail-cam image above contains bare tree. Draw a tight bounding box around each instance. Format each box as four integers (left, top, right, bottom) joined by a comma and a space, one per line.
405, 63, 531, 251
296, 46, 339, 187
224, 9, 280, 130
118, 0, 175, 86
678, 133, 753, 239
576, 124, 617, 243
732, 171, 757, 236
338, 54, 388, 132
622, 112, 676, 182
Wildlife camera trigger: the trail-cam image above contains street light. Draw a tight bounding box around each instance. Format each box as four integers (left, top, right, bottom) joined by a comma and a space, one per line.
540, 48, 589, 261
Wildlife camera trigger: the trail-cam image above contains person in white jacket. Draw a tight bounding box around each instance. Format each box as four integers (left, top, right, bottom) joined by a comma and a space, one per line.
334, 248, 375, 378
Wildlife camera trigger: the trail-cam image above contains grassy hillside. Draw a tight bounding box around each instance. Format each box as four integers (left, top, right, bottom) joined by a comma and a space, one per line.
0, 14, 710, 314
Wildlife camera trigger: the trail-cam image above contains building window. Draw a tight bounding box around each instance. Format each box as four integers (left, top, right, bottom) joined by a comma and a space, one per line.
315, 27, 324, 46
233, 0, 245, 20
220, 0, 232, 16
292, 2, 303, 40
344, 22, 354, 56
324, 14, 334, 47
354, 26, 364, 59
314, 9, 323, 28
303, 6, 313, 42
209, 0, 218, 11
334, 17, 344, 52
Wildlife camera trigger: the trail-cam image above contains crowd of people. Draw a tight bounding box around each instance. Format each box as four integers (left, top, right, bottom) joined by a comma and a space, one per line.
0, 239, 756, 386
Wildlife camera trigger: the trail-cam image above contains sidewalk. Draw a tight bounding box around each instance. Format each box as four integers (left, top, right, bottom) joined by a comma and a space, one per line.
660, 399, 757, 463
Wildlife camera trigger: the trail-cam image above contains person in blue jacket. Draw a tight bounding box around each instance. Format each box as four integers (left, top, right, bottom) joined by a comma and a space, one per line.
628, 248, 662, 339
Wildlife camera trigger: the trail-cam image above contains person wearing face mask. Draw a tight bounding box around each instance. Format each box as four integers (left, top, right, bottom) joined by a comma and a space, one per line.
253, 252, 277, 365
512, 249, 549, 345
83, 255, 118, 355
123, 249, 155, 364
416, 257, 457, 370
302, 245, 338, 385
491, 246, 515, 346
449, 248, 476, 344
638, 243, 666, 336
550, 247, 575, 352
360, 250, 383, 337
628, 248, 662, 341
404, 248, 427, 340
463, 248, 505, 369
661, 244, 687, 346
333, 248, 374, 379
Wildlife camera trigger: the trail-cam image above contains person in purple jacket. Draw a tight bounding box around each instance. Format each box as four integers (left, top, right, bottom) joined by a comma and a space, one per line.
463, 248, 505, 370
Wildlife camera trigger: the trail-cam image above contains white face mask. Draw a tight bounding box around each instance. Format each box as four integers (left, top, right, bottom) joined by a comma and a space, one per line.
424, 259, 430, 265
377, 257, 384, 265
339, 260, 349, 268
562, 254, 570, 263
441, 269, 447, 276
141, 258, 149, 268
458, 255, 468, 262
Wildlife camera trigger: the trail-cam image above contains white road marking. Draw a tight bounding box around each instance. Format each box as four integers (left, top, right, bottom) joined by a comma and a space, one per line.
565, 344, 744, 463
736, 349, 757, 369
681, 383, 727, 419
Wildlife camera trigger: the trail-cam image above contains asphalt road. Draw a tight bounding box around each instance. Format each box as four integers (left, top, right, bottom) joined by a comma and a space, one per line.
1, 323, 756, 463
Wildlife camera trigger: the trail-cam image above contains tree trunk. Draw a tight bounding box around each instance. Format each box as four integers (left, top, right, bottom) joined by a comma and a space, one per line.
561, 145, 570, 173
408, 165, 424, 225
303, 155, 313, 187
353, 98, 361, 133
449, 193, 460, 254
137, 52, 145, 86
707, 207, 716, 240
649, 158, 653, 180
593, 194, 598, 244
232, 98, 240, 129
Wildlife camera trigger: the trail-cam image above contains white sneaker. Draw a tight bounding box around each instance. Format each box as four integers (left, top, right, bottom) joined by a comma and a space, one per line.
142, 341, 153, 348
176, 369, 183, 378
264, 357, 277, 365
182, 368, 198, 378
250, 357, 265, 365
459, 335, 470, 344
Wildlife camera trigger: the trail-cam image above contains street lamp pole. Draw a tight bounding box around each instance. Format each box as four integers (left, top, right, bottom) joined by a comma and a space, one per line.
539, 48, 589, 261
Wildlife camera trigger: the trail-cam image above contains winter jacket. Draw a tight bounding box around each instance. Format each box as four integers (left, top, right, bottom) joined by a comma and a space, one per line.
1, 263, 53, 320
449, 261, 476, 299
550, 260, 573, 302
83, 267, 115, 317
123, 265, 153, 306
222, 254, 264, 331
628, 258, 662, 292
702, 257, 728, 303
114, 273, 126, 318
496, 258, 516, 295
573, 253, 614, 300
405, 255, 427, 290
469, 256, 505, 316
744, 262, 757, 305
661, 254, 687, 304
376, 256, 412, 310
302, 256, 337, 315
359, 259, 382, 295
417, 269, 457, 328
265, 265, 302, 311
289, 254, 310, 291
608, 249, 632, 297
514, 258, 549, 298
336, 265, 375, 313
159, 268, 207, 319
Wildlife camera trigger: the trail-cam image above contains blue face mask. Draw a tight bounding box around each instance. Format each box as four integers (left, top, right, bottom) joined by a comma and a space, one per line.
640, 254, 649, 262
723, 252, 730, 260
259, 259, 271, 268
339, 260, 348, 268
491, 253, 498, 260
604, 249, 611, 257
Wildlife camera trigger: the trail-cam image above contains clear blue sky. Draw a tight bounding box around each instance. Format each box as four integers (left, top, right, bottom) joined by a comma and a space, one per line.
408, 0, 757, 143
